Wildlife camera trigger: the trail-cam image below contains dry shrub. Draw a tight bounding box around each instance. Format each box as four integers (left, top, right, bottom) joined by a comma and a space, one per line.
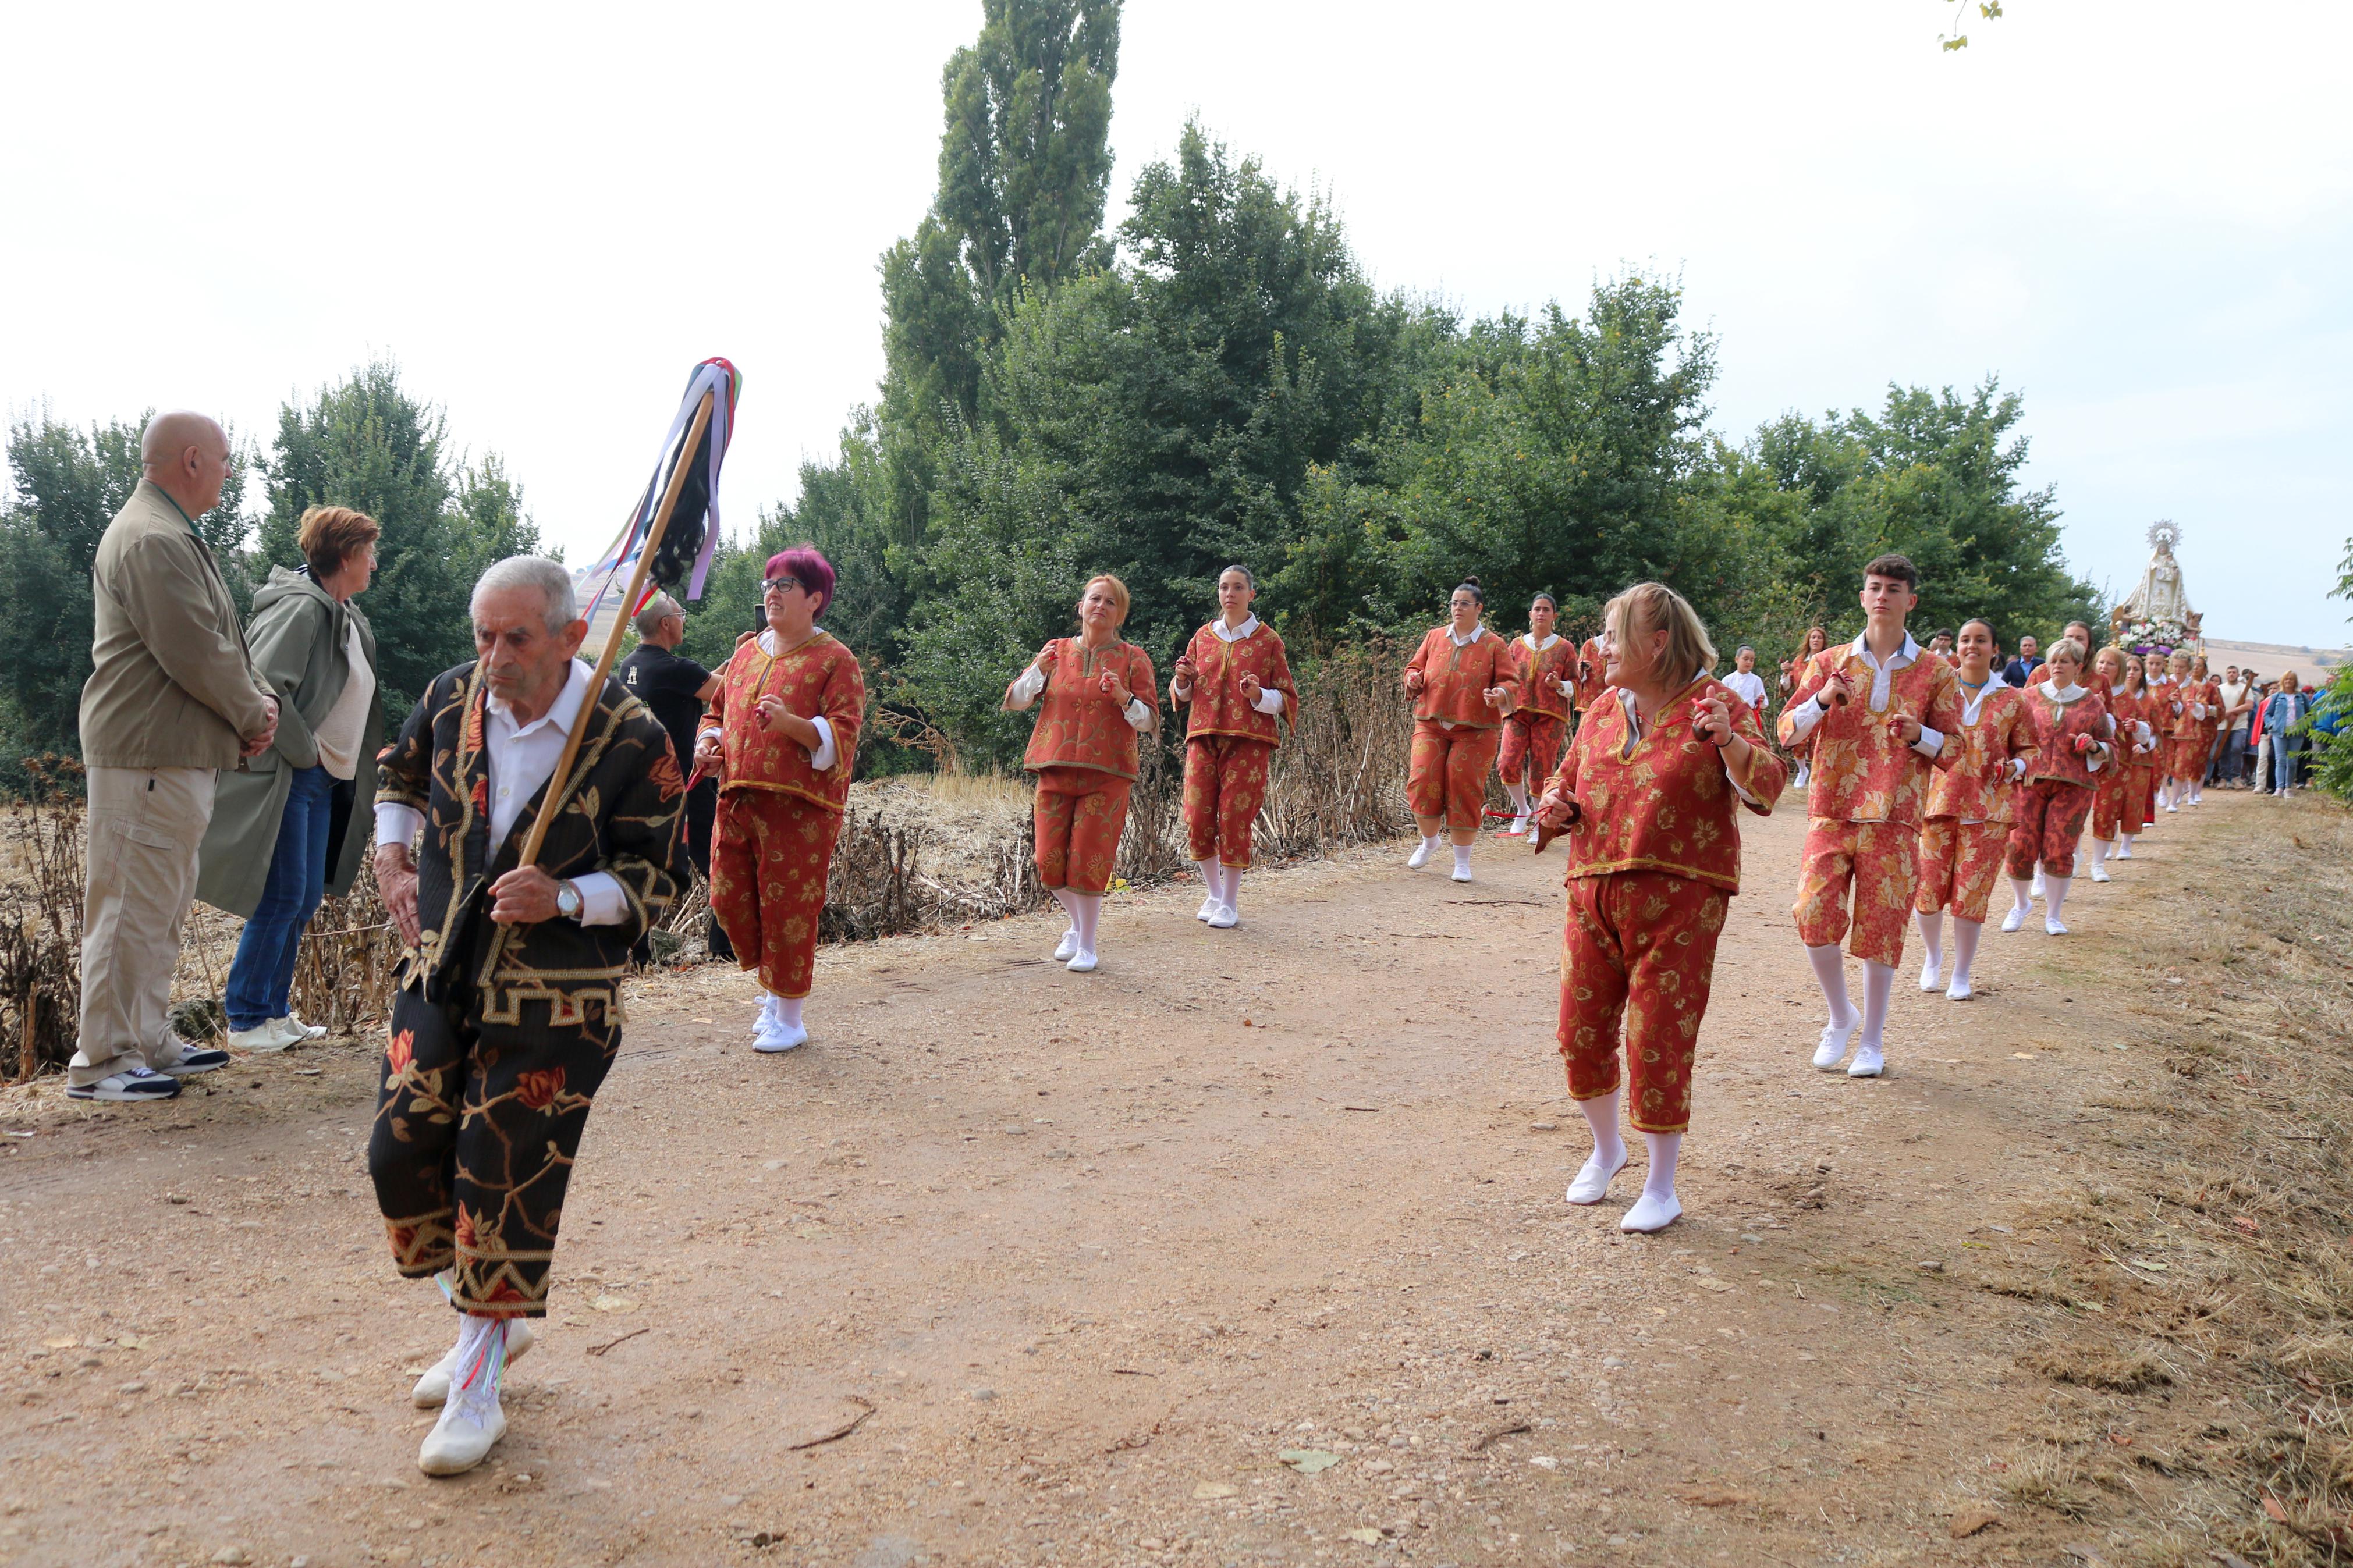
819, 810, 926, 943
286, 858, 403, 1037
2023, 1343, 2174, 1393
1998, 1449, 2103, 1519
0, 757, 88, 1076
1255, 640, 1418, 860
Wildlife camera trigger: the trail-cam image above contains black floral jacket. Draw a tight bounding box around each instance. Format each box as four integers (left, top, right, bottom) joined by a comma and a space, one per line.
377, 661, 689, 1024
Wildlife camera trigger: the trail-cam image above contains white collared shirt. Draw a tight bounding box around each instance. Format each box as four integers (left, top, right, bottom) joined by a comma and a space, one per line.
375, 659, 626, 925
1781, 632, 1944, 756
1720, 669, 1767, 709
1613, 680, 1759, 803
1447, 624, 1482, 649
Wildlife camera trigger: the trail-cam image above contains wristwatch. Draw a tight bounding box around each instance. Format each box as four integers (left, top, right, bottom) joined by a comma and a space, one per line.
555, 880, 583, 920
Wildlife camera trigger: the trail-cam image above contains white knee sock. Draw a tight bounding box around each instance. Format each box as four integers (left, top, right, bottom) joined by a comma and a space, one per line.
2043, 873, 2072, 926
2010, 876, 2034, 914
1858, 960, 1896, 1050
450, 1313, 507, 1409
1806, 944, 1855, 1026
1504, 778, 1529, 817
1194, 859, 1220, 909
1950, 917, 1982, 986
1641, 1130, 1682, 1203
1915, 910, 1944, 970
2120, 833, 2135, 855
1050, 886, 1079, 925
776, 995, 804, 1031
1070, 893, 1101, 954
2090, 837, 2110, 869
1219, 865, 1240, 912
1580, 1093, 1626, 1166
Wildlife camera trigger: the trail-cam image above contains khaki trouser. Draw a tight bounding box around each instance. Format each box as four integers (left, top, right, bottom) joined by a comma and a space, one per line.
70, 766, 215, 1085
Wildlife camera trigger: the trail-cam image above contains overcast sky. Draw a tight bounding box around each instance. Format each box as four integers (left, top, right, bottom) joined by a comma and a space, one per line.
3, 2, 2347, 645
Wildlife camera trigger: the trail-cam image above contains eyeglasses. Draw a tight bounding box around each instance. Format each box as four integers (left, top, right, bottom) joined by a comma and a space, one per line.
762, 577, 799, 596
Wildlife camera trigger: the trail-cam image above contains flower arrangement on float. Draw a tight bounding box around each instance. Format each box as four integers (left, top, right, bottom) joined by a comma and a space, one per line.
2119, 616, 2191, 657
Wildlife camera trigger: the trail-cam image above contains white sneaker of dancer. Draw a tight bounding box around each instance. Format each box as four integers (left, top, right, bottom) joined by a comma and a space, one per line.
1812, 1016, 1859, 1071
1406, 837, 1436, 870
1565, 1149, 1628, 1206
2090, 862, 2111, 883
1944, 975, 1973, 1001
1450, 846, 1474, 884
1066, 949, 1098, 973
2000, 904, 2028, 933
2031, 867, 2046, 902
1619, 1192, 1683, 1233
418, 1385, 506, 1476
1195, 895, 1219, 923
1054, 927, 1081, 961
1506, 813, 1529, 837
1205, 904, 1238, 930
1847, 1043, 1886, 1078
1918, 957, 1943, 993
754, 1019, 808, 1053
2117, 838, 2134, 859
2044, 914, 2069, 936
414, 1321, 535, 1408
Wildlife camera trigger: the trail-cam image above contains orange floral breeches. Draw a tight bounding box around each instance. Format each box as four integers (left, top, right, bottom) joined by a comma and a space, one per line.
1913, 818, 2010, 923
711, 790, 841, 1000
1793, 818, 1918, 968
1557, 871, 1729, 1135
2136, 762, 2159, 829
1407, 720, 1502, 835
1498, 712, 1567, 787
1183, 735, 1273, 869
2006, 778, 2093, 880
1032, 766, 1131, 895
2166, 734, 2206, 780
2093, 766, 2138, 842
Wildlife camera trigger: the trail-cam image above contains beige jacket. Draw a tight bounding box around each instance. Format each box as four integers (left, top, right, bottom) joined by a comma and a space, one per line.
79, 479, 274, 769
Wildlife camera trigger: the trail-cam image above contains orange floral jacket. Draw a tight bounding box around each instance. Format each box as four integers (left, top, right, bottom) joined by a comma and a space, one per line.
2020, 684, 2114, 788
1574, 636, 1609, 711
1020, 638, 1160, 780
1923, 682, 2035, 825
1544, 675, 1786, 895
1175, 621, 1295, 748
1403, 626, 1519, 729
1508, 634, 1577, 722
1775, 640, 1966, 829
704, 630, 867, 813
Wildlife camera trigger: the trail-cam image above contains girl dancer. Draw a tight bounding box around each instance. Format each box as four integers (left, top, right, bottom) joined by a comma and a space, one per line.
1780, 625, 1830, 787
1498, 593, 1577, 836
2136, 653, 2168, 833
1913, 620, 2033, 1000
2001, 638, 2111, 936
2160, 650, 2202, 813
699, 547, 866, 1053
1532, 582, 1785, 1232
2189, 656, 2222, 803
2088, 648, 2156, 879
1005, 575, 1160, 971
1401, 579, 1519, 882
1170, 566, 1296, 929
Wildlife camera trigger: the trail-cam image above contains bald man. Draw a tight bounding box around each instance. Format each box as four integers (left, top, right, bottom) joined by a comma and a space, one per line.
70, 411, 279, 1102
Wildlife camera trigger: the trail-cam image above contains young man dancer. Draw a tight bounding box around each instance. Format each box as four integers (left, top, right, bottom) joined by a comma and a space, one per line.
1777, 555, 1963, 1078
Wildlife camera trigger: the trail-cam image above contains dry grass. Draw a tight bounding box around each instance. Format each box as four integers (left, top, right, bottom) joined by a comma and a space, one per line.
0, 758, 88, 1073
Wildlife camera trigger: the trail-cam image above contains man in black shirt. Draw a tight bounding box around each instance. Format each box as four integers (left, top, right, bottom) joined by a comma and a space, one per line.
617, 593, 732, 959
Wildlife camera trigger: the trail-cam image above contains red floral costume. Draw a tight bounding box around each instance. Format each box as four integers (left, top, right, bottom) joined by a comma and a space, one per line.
705, 630, 866, 1000
1777, 637, 1964, 968
1018, 638, 1159, 895
1914, 681, 2033, 923
1175, 620, 1296, 870
2005, 684, 2111, 879
1543, 677, 1785, 1133
1403, 625, 1520, 834
1499, 634, 1577, 786
2098, 688, 2156, 840
2164, 676, 2208, 780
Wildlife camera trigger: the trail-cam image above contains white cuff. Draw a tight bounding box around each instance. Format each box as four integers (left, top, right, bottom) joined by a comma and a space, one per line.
2008, 758, 2028, 781
1251, 684, 1286, 716
805, 716, 837, 772
569, 872, 627, 926
1123, 697, 1152, 731
1723, 752, 1760, 806
375, 802, 424, 851
2086, 749, 2108, 774
1912, 726, 1944, 758
1784, 695, 1826, 740
1007, 664, 1046, 709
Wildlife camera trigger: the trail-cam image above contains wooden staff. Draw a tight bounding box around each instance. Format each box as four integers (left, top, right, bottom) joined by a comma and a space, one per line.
515, 387, 715, 872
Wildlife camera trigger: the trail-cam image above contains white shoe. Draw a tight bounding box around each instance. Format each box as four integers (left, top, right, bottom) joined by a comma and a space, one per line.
2117, 841, 2134, 859
417, 1387, 506, 1476
1812, 1016, 1858, 1071
413, 1321, 535, 1408
1565, 1149, 1628, 1205
1918, 959, 1942, 993
1066, 950, 1098, 973
1205, 904, 1237, 929
1054, 927, 1080, 961
226, 1019, 299, 1053
1506, 814, 1529, 837
2044, 915, 2069, 936
2166, 803, 2179, 813
2031, 870, 2046, 902
754, 1019, 808, 1053
1195, 895, 1219, 923
1406, 840, 1433, 870
2090, 863, 2111, 883
1620, 1193, 1682, 1233
2000, 904, 2028, 933
1450, 863, 1474, 884
1847, 1044, 1885, 1078
276, 1012, 329, 1041
1945, 976, 1973, 1001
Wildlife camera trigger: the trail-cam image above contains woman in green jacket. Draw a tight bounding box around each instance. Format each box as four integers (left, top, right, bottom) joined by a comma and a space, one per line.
197, 506, 385, 1049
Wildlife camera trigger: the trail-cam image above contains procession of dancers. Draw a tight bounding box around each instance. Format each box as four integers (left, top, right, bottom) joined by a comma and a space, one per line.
364, 542, 2232, 1475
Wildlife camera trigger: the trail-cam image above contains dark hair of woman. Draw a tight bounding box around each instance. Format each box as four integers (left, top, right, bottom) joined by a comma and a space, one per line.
1454, 577, 1484, 605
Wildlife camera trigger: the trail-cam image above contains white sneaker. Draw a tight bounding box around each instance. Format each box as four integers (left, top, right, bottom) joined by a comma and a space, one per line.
1506, 814, 1529, 837
63, 1066, 180, 1102
413, 1321, 535, 1407
1054, 927, 1080, 961
227, 1019, 299, 1053
1812, 1016, 1858, 1071
417, 1385, 506, 1476
1566, 1149, 1628, 1205
2118, 840, 2134, 859
1406, 840, 1434, 870
1620, 1193, 1682, 1233
2044, 915, 2069, 936
2166, 802, 2179, 813
754, 1019, 808, 1054
1450, 863, 1474, 884
1205, 905, 1237, 930
1195, 895, 1219, 923
1066, 950, 1098, 973
2090, 863, 2111, 883
1847, 1044, 1886, 1078
276, 1012, 329, 1041
1918, 959, 1942, 993
2000, 905, 2028, 933
1945, 976, 1973, 1001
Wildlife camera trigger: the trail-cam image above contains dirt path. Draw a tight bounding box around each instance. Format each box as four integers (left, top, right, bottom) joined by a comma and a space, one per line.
0, 794, 2280, 1567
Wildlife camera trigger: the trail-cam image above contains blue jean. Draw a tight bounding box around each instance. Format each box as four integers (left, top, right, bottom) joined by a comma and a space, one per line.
225, 765, 333, 1029
2272, 740, 2301, 793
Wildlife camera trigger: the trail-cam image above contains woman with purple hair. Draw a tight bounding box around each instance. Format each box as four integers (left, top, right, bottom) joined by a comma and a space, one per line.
694, 546, 865, 1051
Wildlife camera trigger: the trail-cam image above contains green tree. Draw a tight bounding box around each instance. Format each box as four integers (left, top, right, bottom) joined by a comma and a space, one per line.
0, 411, 254, 785
260, 362, 538, 717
